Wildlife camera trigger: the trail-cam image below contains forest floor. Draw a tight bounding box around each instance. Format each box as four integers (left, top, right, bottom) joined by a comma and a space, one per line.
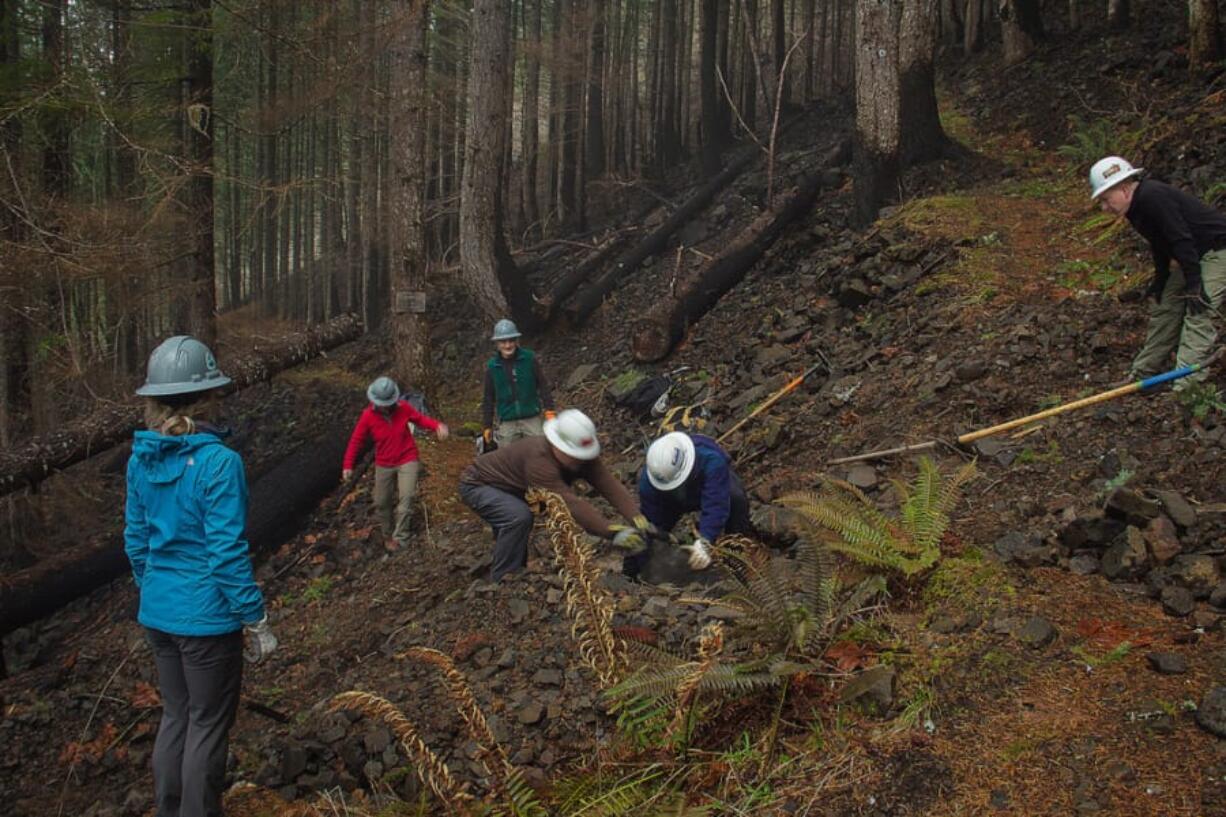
3, 18, 1226, 817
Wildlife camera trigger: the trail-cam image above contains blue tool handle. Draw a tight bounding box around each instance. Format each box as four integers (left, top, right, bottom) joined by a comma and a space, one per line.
1139, 365, 1197, 390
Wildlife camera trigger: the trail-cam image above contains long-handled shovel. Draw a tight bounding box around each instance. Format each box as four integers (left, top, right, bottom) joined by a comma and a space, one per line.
718, 359, 828, 445
828, 350, 1222, 465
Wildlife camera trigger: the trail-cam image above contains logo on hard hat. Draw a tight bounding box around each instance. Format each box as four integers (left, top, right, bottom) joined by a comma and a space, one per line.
1103, 163, 1121, 179
579, 437, 594, 447
206, 352, 217, 371
671, 449, 683, 467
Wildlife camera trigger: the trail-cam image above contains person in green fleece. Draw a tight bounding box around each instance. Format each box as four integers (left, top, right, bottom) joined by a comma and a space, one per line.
480, 319, 556, 450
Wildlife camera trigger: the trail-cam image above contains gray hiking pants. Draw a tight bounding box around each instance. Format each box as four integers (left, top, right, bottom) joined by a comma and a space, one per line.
374, 460, 421, 544
459, 482, 534, 582
494, 414, 544, 447
146, 628, 243, 817
1131, 250, 1226, 388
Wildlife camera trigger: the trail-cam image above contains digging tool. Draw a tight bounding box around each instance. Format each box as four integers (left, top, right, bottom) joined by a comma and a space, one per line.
826, 350, 1223, 465
957, 349, 1223, 445
718, 360, 827, 445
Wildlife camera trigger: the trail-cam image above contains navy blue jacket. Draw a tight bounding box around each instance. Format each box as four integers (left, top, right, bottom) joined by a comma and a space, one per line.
638, 434, 736, 541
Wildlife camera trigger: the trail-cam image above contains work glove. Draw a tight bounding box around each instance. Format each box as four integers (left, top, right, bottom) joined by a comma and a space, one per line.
483, 428, 493, 445
632, 514, 660, 537
543, 410, 557, 421
1181, 280, 1213, 317
436, 422, 450, 441
243, 616, 278, 664
1145, 278, 1165, 304
341, 469, 353, 482
609, 526, 646, 554
682, 537, 713, 570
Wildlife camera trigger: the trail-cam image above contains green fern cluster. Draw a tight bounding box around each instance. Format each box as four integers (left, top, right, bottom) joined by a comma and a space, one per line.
778, 457, 975, 578
1055, 115, 1117, 165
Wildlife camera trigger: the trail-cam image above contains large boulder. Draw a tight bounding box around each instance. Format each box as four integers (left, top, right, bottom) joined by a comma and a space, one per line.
1101, 528, 1150, 581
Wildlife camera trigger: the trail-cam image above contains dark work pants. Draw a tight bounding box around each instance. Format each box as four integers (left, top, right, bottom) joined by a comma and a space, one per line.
146, 628, 243, 817
624, 472, 752, 579
460, 482, 534, 582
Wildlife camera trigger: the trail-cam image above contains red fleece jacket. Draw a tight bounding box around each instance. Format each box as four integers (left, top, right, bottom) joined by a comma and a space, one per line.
343, 401, 441, 470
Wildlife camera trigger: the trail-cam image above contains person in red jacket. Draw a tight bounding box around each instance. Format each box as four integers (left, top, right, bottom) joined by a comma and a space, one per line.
343, 377, 449, 549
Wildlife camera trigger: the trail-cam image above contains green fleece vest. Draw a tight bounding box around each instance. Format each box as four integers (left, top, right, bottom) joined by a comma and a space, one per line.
488, 348, 540, 421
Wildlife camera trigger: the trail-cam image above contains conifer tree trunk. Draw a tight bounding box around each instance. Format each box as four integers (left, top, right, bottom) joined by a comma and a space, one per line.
521, 0, 542, 237
1068, 0, 1080, 31
771, 0, 786, 106
964, 0, 984, 53
41, 0, 69, 196
390, 0, 431, 385
459, 0, 534, 323
1107, 0, 1128, 30
700, 0, 724, 177
1188, 0, 1220, 69
900, 0, 949, 163
853, 0, 902, 226
1000, 0, 1043, 65
585, 0, 607, 179
185, 0, 216, 345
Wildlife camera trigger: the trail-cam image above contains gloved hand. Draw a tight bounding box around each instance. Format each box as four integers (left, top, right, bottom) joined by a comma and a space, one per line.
543, 410, 557, 421
609, 526, 646, 553
1145, 278, 1164, 303
436, 422, 450, 441
342, 469, 353, 482
1182, 281, 1213, 316
483, 428, 493, 445
243, 616, 278, 664
682, 537, 712, 570
632, 514, 660, 537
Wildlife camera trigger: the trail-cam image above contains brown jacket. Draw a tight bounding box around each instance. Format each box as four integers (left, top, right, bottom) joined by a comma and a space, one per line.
460, 436, 638, 537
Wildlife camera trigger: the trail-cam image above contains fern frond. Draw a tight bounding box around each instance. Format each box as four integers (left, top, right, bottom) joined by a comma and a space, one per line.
399, 647, 510, 779
794, 533, 837, 630
488, 767, 549, 817
330, 691, 473, 812
553, 764, 673, 816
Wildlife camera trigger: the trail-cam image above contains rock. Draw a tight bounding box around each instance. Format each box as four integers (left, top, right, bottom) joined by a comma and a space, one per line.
606, 369, 648, 402
846, 465, 877, 489
1160, 586, 1196, 618
122, 787, 152, 817
1104, 488, 1162, 527
642, 596, 672, 619
1142, 516, 1182, 564
280, 744, 309, 781
1014, 616, 1057, 649
1195, 686, 1226, 738
1145, 652, 1188, 675
994, 531, 1054, 567
1168, 554, 1221, 599
1210, 582, 1226, 610
955, 361, 988, 382
838, 665, 896, 712
507, 599, 531, 623
563, 364, 599, 391
496, 648, 516, 669
517, 702, 545, 725
532, 668, 563, 687
1152, 490, 1197, 528
836, 279, 874, 309
1068, 553, 1100, 575
1101, 528, 1149, 581
1059, 514, 1126, 550
363, 728, 391, 755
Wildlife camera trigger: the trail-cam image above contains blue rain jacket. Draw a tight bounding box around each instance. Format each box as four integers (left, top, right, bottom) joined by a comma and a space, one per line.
124, 429, 265, 636
638, 434, 735, 542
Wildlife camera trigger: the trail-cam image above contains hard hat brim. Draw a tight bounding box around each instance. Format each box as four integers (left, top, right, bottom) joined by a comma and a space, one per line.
544, 417, 601, 460
136, 374, 232, 398
1090, 167, 1143, 199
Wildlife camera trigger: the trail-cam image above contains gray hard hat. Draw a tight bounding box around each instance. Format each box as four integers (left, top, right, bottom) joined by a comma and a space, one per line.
136, 336, 231, 397
366, 376, 400, 407
491, 319, 522, 341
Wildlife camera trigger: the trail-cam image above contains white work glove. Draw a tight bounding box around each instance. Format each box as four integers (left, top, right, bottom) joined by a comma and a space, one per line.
342, 469, 353, 482
683, 537, 712, 570
243, 615, 278, 664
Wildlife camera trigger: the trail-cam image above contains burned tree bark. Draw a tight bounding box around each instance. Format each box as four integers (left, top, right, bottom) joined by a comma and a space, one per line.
999, 0, 1043, 65
1189, 0, 1220, 70
0, 427, 351, 638
0, 314, 363, 498
900, 0, 949, 164
564, 136, 789, 324
853, 0, 902, 227
631, 140, 850, 362
532, 228, 642, 323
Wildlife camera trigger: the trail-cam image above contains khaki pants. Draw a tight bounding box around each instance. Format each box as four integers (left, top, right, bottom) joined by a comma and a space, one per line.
1131, 249, 1226, 389
494, 414, 544, 447
374, 460, 421, 544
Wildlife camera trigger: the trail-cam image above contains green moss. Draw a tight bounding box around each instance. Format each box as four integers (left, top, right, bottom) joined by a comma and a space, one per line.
923, 552, 1014, 613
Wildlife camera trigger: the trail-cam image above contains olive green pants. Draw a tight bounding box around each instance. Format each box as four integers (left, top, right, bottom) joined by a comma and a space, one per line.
494, 414, 544, 447
1131, 249, 1226, 389
373, 460, 420, 545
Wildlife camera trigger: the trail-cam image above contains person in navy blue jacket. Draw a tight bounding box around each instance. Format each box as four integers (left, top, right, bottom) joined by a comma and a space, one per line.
626, 432, 752, 579
124, 336, 276, 817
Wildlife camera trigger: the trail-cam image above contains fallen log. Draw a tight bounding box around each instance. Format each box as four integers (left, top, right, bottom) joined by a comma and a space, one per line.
531, 228, 640, 324
0, 313, 362, 499
631, 139, 852, 363
562, 146, 764, 325
0, 425, 350, 638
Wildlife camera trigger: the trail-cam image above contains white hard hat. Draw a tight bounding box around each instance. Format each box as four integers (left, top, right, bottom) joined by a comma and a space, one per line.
1088, 156, 1143, 200
645, 432, 696, 490
544, 409, 601, 460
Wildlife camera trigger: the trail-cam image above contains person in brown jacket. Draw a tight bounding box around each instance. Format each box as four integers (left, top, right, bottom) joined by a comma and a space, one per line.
459, 409, 648, 582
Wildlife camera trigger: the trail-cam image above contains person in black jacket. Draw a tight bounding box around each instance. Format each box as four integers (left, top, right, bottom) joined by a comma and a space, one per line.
1090, 156, 1226, 388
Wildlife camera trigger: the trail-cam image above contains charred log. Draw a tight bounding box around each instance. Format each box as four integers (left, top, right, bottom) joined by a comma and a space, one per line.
0, 313, 362, 499
0, 426, 350, 637
631, 140, 850, 363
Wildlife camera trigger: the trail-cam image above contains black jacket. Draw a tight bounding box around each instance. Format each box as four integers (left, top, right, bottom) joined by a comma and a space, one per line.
1126, 179, 1226, 290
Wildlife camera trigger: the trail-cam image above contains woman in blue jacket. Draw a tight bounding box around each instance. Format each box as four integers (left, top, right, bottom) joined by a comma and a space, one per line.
124, 336, 276, 817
